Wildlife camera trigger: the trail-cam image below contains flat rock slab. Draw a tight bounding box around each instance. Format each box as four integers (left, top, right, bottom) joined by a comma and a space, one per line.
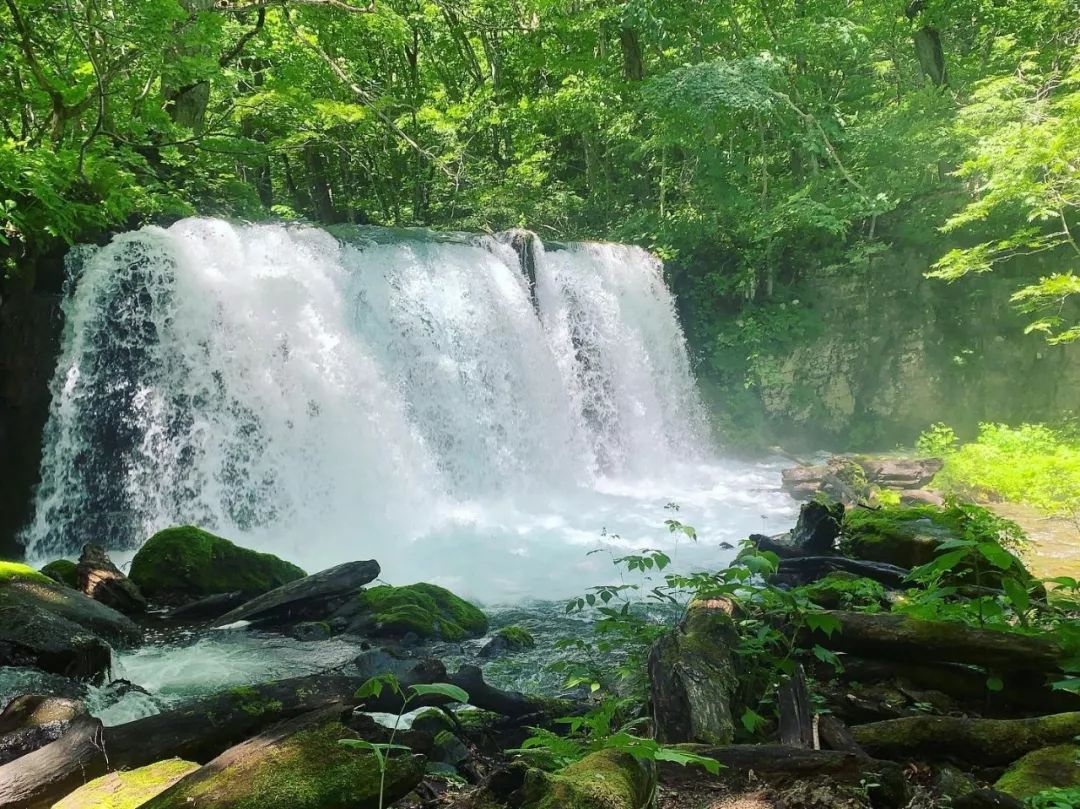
213, 560, 380, 627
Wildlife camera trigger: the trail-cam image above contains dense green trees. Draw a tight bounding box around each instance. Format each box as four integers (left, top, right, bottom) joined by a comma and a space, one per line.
1, 0, 1077, 340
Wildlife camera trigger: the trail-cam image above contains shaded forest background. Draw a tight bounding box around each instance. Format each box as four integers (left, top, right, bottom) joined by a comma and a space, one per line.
1, 0, 1078, 446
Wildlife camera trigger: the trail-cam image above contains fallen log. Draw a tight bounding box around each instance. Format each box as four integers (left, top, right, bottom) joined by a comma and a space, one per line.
656, 744, 909, 807
817, 714, 867, 757
142, 707, 424, 809
0, 660, 573, 807
800, 611, 1063, 672
772, 557, 910, 588
0, 714, 104, 809
832, 656, 1080, 716
851, 712, 1080, 765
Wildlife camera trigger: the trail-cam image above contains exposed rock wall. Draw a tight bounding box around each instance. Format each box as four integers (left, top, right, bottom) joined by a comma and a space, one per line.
0, 289, 64, 559
707, 247, 1080, 449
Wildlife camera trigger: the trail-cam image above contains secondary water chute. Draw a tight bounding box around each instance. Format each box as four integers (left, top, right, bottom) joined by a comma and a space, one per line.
23, 218, 789, 598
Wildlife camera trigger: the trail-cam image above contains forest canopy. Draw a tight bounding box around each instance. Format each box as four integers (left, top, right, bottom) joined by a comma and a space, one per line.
1, 0, 1077, 342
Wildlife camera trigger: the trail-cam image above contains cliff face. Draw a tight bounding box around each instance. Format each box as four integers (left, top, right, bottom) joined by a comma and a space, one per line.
0, 288, 64, 559
698, 246, 1080, 450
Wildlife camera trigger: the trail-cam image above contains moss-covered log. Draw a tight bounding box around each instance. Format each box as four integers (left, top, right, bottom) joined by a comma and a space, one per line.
53, 758, 199, 809
801, 610, 1063, 671
852, 712, 1080, 764
143, 709, 424, 809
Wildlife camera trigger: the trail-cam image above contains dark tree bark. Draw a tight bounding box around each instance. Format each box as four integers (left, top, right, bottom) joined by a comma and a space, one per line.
799, 611, 1064, 672
852, 712, 1080, 764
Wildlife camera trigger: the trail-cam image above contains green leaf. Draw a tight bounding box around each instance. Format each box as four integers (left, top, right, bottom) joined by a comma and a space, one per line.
652, 746, 723, 774
409, 683, 470, 703
1001, 577, 1030, 614
986, 674, 1004, 692
977, 542, 1015, 570
804, 611, 842, 638
740, 708, 766, 734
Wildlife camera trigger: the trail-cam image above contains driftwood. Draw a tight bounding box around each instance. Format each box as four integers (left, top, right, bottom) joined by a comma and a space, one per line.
851, 711, 1080, 764
817, 714, 867, 756
0, 661, 574, 808
0, 714, 105, 809
213, 560, 380, 627
772, 556, 911, 588
801, 611, 1064, 672
777, 665, 814, 748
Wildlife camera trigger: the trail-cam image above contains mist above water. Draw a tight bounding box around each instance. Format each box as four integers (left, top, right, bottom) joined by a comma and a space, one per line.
24, 218, 794, 601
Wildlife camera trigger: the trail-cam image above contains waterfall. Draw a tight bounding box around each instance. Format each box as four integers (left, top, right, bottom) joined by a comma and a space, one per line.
23, 218, 791, 599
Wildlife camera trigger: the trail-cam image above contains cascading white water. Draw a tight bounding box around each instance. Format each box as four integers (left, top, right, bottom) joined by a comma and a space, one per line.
23, 218, 794, 600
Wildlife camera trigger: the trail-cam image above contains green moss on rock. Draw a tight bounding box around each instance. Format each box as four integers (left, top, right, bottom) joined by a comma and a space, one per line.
129, 526, 306, 602
39, 559, 78, 588
144, 721, 422, 809
519, 749, 655, 809
0, 561, 52, 585
841, 505, 956, 568
799, 572, 888, 610
496, 625, 536, 650
995, 745, 1080, 800
53, 758, 200, 808
355, 583, 488, 640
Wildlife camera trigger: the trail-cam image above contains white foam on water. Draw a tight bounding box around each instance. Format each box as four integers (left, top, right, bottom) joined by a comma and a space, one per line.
24, 218, 796, 602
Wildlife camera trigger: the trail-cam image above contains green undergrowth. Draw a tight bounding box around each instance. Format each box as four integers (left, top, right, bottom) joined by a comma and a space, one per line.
919, 422, 1080, 526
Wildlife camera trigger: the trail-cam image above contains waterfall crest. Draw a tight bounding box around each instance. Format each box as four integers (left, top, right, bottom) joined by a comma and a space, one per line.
23, 218, 723, 587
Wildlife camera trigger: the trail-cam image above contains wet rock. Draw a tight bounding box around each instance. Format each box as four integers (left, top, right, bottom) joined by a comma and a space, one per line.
39, 560, 78, 588
479, 625, 536, 658
842, 507, 955, 569
291, 621, 331, 642
346, 582, 488, 641
52, 758, 199, 808
213, 560, 380, 629
433, 730, 470, 766
754, 501, 844, 557
900, 489, 945, 507
861, 457, 943, 489
953, 789, 1026, 809
129, 526, 306, 605
466, 749, 655, 809
77, 543, 146, 615
168, 591, 246, 621
0, 576, 140, 680
0, 694, 86, 765
994, 744, 1080, 800
649, 598, 739, 745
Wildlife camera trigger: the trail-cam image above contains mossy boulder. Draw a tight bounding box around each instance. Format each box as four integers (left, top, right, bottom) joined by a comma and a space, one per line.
353, 583, 488, 641
129, 526, 306, 603
0, 561, 52, 586
143, 718, 424, 809
648, 598, 739, 745
995, 745, 1080, 800
53, 758, 200, 808
841, 505, 957, 568
479, 625, 536, 658
519, 749, 655, 809
39, 560, 78, 588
